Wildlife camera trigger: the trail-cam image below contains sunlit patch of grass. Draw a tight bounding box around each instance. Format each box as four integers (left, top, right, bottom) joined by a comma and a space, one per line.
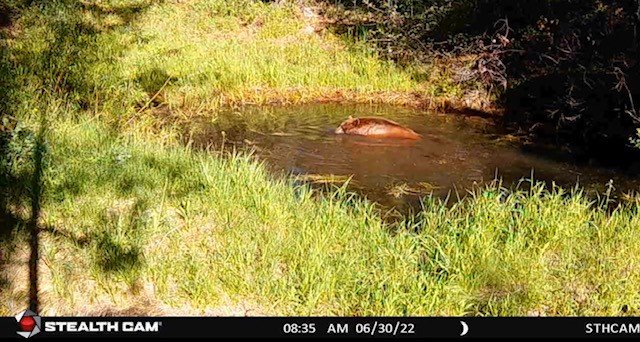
5, 0, 472, 127
61, 0, 426, 120
142, 3, 417, 101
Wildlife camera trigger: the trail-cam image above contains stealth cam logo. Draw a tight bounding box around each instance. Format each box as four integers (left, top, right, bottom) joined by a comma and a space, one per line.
15, 309, 42, 338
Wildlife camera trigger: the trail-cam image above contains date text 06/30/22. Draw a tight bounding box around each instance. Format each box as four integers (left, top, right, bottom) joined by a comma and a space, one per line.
282, 322, 416, 336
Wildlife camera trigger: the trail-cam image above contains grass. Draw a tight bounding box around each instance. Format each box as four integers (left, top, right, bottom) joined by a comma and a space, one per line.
9, 0, 448, 123
1, 0, 639, 316
5, 116, 640, 316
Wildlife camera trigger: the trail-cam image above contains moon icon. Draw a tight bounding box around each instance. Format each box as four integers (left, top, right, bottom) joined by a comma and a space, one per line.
460, 321, 469, 336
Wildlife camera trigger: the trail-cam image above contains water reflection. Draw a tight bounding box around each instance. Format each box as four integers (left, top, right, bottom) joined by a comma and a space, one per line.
187, 103, 640, 209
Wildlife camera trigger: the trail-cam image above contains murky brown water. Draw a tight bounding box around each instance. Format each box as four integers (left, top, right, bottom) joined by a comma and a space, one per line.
187, 103, 640, 209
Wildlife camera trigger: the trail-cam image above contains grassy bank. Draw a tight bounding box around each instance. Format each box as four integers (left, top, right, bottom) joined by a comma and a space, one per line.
1, 0, 639, 316
6, 0, 463, 120
4, 115, 640, 316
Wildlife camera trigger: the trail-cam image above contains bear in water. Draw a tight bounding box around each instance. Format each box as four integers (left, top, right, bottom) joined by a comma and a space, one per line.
335, 116, 422, 140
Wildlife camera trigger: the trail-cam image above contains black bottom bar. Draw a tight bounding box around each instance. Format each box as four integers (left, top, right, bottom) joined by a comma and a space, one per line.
3, 317, 640, 338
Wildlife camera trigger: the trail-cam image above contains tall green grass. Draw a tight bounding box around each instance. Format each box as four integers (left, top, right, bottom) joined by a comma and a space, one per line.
1, 0, 639, 316
3, 115, 639, 316
8, 0, 427, 124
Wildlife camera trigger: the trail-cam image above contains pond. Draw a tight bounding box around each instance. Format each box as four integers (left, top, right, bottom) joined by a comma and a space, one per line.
185, 103, 640, 210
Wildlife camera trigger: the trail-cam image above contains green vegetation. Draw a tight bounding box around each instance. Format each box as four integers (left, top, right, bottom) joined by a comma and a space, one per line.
5, 115, 640, 316
1, 0, 639, 316
324, 0, 640, 157
8, 0, 452, 120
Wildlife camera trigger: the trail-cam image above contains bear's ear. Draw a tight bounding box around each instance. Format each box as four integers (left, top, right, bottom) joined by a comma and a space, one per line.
348, 115, 353, 120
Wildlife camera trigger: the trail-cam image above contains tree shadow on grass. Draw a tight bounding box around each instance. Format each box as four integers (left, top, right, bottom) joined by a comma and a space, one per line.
40, 224, 142, 276
94, 233, 142, 275
0, 5, 11, 29
1, 0, 157, 313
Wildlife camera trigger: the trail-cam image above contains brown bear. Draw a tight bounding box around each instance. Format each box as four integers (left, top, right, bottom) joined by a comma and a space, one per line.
335, 116, 422, 140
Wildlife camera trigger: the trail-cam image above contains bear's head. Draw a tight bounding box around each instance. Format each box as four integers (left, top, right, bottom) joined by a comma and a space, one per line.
335, 116, 358, 134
